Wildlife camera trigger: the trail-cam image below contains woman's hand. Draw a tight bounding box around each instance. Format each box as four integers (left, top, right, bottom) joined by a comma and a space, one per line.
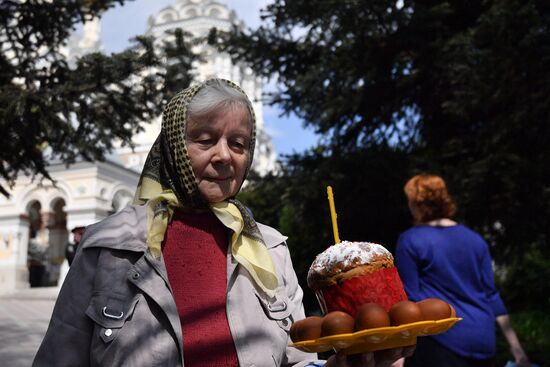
496, 315, 530, 367
325, 346, 415, 367
513, 351, 530, 367
390, 357, 405, 367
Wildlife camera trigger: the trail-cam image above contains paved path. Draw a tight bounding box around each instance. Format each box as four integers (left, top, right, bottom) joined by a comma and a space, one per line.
0, 288, 58, 367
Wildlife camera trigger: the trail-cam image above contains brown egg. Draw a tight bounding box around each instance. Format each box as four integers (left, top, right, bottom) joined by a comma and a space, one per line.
290, 316, 323, 342
388, 300, 423, 326
355, 303, 391, 331
298, 316, 323, 341
321, 311, 355, 337
417, 298, 452, 321
289, 318, 304, 343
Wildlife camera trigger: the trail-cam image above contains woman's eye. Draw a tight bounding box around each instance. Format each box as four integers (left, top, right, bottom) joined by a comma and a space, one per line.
197, 138, 214, 145
232, 140, 248, 150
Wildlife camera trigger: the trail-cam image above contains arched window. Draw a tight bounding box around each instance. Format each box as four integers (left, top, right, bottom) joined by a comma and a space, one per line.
50, 198, 67, 230
26, 200, 46, 287
162, 13, 174, 23
209, 8, 221, 18
27, 201, 42, 237
186, 9, 198, 18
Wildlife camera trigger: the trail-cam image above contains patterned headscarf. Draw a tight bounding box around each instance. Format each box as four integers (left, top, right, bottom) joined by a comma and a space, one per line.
134, 78, 278, 297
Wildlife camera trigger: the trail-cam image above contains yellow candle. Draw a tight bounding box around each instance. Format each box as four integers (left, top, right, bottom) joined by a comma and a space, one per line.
326, 186, 341, 244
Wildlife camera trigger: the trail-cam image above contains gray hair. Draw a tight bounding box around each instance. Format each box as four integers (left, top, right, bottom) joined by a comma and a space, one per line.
187, 79, 253, 124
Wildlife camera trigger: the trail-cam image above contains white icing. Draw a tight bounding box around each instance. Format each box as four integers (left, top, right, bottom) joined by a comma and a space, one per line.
309, 240, 390, 273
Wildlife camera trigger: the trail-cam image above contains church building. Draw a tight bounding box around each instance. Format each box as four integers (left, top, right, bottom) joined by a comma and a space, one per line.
0, 0, 276, 294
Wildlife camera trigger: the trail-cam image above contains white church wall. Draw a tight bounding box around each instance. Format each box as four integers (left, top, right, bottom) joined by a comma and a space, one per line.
0, 216, 30, 294
0, 160, 139, 293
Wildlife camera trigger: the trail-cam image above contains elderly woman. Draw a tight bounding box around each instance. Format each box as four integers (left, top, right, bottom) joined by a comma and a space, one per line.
33, 79, 410, 367
395, 174, 530, 367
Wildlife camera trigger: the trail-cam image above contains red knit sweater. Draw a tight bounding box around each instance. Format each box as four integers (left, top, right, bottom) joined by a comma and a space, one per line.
163, 209, 239, 366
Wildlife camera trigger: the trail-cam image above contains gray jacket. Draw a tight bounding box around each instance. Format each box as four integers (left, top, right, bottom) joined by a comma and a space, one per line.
33, 205, 322, 367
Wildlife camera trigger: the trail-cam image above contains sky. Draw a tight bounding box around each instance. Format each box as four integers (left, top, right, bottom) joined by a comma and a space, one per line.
98, 0, 319, 157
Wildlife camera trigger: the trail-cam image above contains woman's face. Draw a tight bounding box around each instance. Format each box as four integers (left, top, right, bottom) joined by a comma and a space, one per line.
186, 105, 252, 203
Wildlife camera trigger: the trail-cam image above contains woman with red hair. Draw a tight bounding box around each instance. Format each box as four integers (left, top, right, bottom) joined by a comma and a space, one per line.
396, 174, 529, 367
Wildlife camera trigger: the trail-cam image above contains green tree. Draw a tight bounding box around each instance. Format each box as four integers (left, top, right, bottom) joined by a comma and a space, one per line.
224, 1, 549, 362
0, 0, 199, 196
213, 0, 550, 262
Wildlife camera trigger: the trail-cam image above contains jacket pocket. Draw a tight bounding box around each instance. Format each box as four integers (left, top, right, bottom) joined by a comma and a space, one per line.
255, 292, 293, 332
255, 292, 295, 365
85, 294, 140, 343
